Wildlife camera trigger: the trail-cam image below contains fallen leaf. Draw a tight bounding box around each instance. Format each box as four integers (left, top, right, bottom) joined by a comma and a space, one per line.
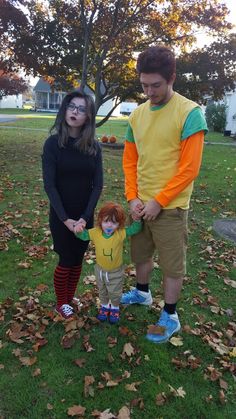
19, 356, 37, 366
122, 342, 135, 357
147, 324, 165, 335
169, 336, 183, 346
67, 405, 86, 416
32, 368, 41, 377
224, 278, 236, 288
117, 406, 130, 419
125, 382, 142, 392
156, 392, 166, 406
73, 358, 86, 368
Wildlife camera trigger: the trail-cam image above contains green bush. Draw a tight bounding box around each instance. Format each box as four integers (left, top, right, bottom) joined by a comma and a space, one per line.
205, 103, 227, 132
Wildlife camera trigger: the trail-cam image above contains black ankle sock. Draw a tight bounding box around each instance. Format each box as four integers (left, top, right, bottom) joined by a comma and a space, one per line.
164, 302, 177, 315
136, 283, 149, 293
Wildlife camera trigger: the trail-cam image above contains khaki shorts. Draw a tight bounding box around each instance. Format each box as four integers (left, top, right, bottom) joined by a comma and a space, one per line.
131, 208, 188, 278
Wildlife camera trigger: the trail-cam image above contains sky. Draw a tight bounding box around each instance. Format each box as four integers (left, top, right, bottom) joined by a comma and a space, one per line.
196, 0, 236, 46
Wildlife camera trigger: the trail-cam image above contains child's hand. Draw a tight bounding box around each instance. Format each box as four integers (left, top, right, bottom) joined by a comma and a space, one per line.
73, 218, 86, 233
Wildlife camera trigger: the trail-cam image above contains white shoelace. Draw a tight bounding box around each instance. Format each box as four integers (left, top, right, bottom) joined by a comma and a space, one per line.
61, 304, 73, 315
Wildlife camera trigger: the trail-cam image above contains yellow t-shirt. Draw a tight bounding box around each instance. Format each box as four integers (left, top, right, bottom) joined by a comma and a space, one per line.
88, 227, 126, 271
129, 92, 198, 209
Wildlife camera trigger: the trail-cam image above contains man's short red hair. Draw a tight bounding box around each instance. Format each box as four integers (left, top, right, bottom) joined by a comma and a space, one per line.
97, 202, 126, 229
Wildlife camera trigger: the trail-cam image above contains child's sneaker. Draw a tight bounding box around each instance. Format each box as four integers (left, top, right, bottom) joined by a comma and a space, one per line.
97, 306, 109, 322
109, 308, 120, 324
55, 304, 74, 319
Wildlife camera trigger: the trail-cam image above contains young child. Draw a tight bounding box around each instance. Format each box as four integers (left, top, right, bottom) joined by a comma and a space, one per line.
74, 202, 142, 323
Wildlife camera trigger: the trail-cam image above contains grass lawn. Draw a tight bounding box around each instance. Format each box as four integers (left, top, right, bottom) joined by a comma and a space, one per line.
0, 121, 236, 418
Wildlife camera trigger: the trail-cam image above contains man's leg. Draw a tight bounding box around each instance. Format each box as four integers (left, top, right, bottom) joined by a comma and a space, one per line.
146, 209, 187, 343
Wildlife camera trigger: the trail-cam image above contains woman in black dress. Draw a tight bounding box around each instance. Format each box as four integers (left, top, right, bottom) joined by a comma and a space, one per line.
42, 91, 103, 318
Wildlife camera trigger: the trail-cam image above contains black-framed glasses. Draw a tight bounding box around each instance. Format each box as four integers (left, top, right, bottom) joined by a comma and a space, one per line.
67, 103, 87, 114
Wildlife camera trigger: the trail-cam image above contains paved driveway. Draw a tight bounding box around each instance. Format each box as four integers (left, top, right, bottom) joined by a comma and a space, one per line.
0, 114, 18, 123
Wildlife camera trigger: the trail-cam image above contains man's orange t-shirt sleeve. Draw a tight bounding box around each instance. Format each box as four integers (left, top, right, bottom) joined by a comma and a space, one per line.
123, 140, 138, 201
155, 131, 204, 207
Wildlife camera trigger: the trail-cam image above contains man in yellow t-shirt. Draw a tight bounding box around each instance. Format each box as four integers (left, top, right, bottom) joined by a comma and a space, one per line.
121, 45, 208, 343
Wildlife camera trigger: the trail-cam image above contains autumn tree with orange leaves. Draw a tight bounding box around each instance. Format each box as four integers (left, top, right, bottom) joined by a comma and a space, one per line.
1, 0, 235, 124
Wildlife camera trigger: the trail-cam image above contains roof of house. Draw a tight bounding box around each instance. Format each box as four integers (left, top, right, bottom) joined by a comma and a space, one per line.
34, 78, 94, 95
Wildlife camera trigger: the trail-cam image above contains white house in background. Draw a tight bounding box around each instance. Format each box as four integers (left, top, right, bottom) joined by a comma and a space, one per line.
224, 90, 236, 135
34, 78, 121, 116
0, 94, 23, 108
120, 101, 138, 115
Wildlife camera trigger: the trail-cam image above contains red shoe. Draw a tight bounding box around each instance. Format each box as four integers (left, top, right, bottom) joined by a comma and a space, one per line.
55, 304, 74, 319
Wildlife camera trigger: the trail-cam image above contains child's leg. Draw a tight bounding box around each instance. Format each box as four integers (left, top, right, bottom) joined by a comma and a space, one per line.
95, 265, 110, 321
107, 267, 124, 324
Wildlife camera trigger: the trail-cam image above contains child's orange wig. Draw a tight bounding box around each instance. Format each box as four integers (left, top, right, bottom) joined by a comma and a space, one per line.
97, 202, 126, 229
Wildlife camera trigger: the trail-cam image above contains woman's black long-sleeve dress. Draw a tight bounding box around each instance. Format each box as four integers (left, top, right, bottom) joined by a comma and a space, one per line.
42, 135, 103, 266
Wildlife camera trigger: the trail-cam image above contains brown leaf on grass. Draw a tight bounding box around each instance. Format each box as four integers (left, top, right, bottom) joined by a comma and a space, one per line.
107, 336, 117, 348
36, 283, 49, 292
64, 320, 78, 332
147, 324, 165, 335
169, 337, 183, 346
83, 335, 95, 352
107, 353, 114, 363
32, 338, 48, 352
219, 390, 227, 404
219, 379, 228, 390
205, 394, 213, 403
176, 387, 186, 398
19, 356, 37, 366
206, 366, 222, 381
119, 326, 132, 336
125, 382, 142, 392
130, 398, 144, 410
32, 368, 41, 377
18, 261, 32, 269
83, 274, 96, 284
61, 334, 76, 349
91, 409, 115, 418
106, 380, 119, 387
122, 342, 135, 357
156, 392, 167, 406
84, 375, 95, 398
73, 358, 86, 368
224, 278, 236, 288
12, 348, 22, 357
25, 245, 48, 259
67, 405, 86, 416
117, 406, 130, 419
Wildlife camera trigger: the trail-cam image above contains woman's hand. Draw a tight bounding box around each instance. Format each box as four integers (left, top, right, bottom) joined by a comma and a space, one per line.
73, 218, 86, 233
63, 218, 77, 232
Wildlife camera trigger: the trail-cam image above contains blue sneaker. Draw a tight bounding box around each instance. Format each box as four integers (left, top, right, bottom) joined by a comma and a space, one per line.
120, 288, 153, 305
109, 308, 120, 324
146, 310, 181, 344
97, 306, 109, 322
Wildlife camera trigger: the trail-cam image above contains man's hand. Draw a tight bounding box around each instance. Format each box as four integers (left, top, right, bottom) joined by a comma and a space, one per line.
140, 199, 162, 221
129, 198, 144, 220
